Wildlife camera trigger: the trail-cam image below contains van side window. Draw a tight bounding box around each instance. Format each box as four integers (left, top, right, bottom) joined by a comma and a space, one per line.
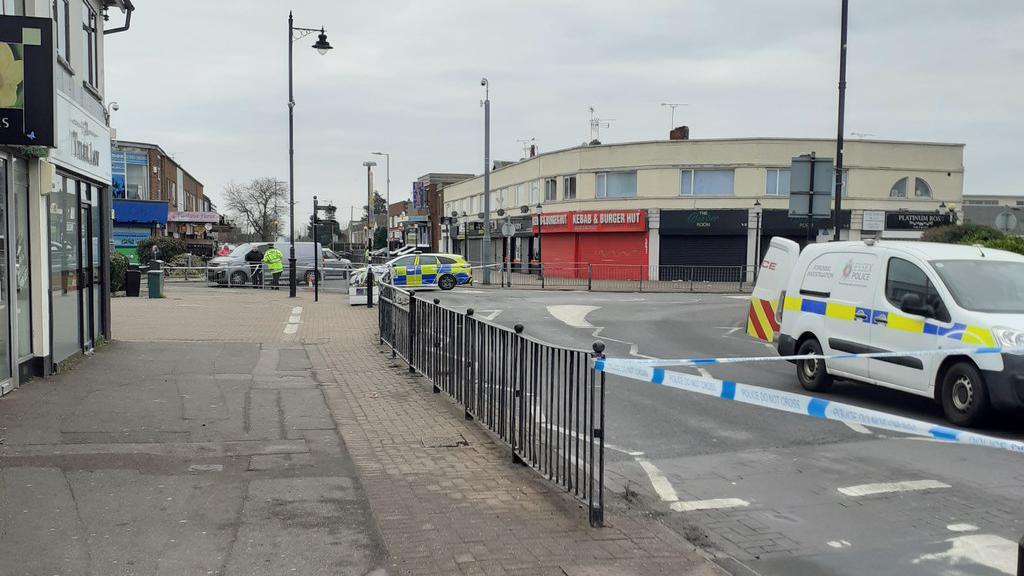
885, 258, 949, 321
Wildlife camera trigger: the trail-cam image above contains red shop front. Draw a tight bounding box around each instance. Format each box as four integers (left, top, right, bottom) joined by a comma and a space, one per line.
532, 209, 648, 279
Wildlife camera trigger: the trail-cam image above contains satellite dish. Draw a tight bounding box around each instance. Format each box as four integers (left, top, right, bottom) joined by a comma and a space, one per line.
995, 211, 1018, 234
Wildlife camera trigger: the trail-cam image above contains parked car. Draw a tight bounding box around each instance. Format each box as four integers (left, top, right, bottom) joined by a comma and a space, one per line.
206, 241, 326, 285
381, 252, 472, 290
751, 237, 1024, 427
322, 248, 352, 279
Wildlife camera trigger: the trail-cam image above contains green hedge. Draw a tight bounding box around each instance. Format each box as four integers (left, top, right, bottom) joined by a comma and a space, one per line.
921, 223, 1024, 256
136, 237, 186, 265
110, 252, 130, 292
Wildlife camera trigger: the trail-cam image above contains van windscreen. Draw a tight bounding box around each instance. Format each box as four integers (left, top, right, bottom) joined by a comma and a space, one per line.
932, 260, 1024, 314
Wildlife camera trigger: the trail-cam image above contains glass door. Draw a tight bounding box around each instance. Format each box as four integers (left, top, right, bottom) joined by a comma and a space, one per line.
79, 201, 94, 351
0, 158, 11, 387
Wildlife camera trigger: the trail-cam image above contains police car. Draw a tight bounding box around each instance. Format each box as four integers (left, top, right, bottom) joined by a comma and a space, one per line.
750, 237, 1024, 427
383, 252, 472, 290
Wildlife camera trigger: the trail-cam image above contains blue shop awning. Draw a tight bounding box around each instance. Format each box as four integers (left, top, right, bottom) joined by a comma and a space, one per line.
113, 199, 168, 225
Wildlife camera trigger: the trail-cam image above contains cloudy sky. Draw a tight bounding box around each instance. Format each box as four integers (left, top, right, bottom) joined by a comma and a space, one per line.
105, 0, 1023, 227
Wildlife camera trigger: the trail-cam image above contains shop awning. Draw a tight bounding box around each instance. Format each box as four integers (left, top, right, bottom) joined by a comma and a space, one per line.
113, 199, 168, 225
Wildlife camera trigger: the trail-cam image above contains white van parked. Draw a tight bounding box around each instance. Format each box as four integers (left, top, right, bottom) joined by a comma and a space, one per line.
750, 238, 1024, 427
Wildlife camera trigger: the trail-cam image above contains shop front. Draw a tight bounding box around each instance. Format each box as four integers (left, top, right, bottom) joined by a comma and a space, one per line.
757, 209, 853, 260
533, 209, 648, 279
48, 83, 112, 369
168, 210, 219, 256
113, 199, 167, 263
661, 209, 749, 269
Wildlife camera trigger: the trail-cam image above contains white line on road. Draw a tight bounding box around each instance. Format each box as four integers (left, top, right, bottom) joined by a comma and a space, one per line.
291, 306, 303, 314
546, 305, 598, 328
947, 524, 979, 533
827, 540, 852, 549
476, 309, 503, 321
288, 315, 301, 324
838, 479, 950, 497
843, 422, 874, 435
913, 534, 1017, 575
636, 459, 679, 502
670, 498, 750, 512
283, 324, 298, 335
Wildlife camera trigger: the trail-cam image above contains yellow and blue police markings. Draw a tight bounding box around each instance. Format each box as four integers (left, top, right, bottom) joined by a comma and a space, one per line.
392, 259, 472, 287
782, 295, 996, 347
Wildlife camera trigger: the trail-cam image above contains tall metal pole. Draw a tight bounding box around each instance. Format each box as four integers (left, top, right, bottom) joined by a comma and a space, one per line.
482, 78, 491, 285
807, 152, 816, 246
287, 12, 297, 297
313, 195, 319, 302
833, 0, 848, 241
365, 164, 375, 308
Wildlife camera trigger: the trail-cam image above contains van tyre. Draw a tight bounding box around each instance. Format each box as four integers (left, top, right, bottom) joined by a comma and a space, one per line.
438, 274, 457, 291
940, 362, 989, 427
796, 338, 833, 392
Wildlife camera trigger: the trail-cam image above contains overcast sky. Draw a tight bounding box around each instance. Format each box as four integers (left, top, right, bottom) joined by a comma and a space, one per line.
104, 0, 1023, 226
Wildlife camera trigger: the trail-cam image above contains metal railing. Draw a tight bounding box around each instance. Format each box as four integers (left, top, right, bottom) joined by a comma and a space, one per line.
378, 282, 606, 527
481, 262, 754, 293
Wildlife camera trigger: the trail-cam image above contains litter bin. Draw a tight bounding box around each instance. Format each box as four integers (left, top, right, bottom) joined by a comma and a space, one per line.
147, 269, 164, 298
125, 266, 141, 297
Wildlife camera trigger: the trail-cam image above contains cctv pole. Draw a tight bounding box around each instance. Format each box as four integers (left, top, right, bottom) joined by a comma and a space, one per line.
833, 0, 848, 241
482, 78, 491, 285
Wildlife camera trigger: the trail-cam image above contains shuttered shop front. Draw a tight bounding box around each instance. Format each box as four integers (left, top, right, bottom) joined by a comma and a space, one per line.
533, 210, 648, 279
660, 210, 748, 281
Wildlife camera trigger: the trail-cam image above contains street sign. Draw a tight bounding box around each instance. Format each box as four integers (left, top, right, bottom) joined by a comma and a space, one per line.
789, 154, 834, 220
500, 221, 515, 237
862, 210, 884, 231
995, 211, 1018, 234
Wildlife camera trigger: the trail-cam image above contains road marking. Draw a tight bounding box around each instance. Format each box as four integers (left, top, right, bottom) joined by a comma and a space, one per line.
838, 479, 950, 497
476, 309, 503, 321
947, 524, 979, 532
283, 324, 298, 335
913, 534, 1017, 575
670, 498, 750, 512
843, 422, 873, 435
725, 295, 750, 300
291, 306, 302, 314
284, 307, 302, 339
288, 315, 301, 323
827, 540, 852, 549
547, 305, 598, 328
636, 459, 678, 502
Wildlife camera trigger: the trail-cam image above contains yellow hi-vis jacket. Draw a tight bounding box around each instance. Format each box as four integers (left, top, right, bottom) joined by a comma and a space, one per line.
262, 247, 284, 272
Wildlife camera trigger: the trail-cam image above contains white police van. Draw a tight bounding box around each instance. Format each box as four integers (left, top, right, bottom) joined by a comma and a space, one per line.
749, 238, 1024, 427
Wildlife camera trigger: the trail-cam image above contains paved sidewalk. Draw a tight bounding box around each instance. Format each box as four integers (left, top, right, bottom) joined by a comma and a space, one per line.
1, 285, 721, 575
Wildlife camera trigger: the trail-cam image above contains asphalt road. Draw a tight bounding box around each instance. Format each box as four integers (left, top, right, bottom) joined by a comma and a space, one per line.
421, 287, 1024, 576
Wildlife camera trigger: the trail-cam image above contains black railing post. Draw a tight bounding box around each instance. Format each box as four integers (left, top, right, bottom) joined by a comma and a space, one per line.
407, 291, 417, 373
432, 298, 442, 393
638, 266, 643, 293
1018, 535, 1023, 576
464, 308, 475, 421
540, 263, 545, 289
511, 324, 526, 466
587, 264, 592, 291
590, 340, 606, 528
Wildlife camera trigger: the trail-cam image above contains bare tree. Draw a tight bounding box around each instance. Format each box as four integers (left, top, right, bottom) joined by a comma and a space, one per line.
223, 178, 286, 241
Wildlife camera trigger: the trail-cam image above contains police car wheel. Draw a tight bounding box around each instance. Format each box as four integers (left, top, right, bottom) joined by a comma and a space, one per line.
438, 274, 456, 291
229, 271, 247, 285
796, 338, 833, 392
940, 362, 989, 427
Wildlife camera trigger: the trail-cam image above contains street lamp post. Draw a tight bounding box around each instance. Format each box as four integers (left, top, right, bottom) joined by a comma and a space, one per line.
313, 195, 320, 302
372, 151, 390, 249
363, 161, 377, 307
535, 203, 543, 275
752, 200, 763, 282
832, 0, 848, 241
481, 78, 491, 285
287, 11, 332, 297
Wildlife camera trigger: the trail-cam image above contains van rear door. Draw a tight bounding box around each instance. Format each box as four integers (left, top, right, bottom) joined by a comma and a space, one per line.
747, 237, 800, 342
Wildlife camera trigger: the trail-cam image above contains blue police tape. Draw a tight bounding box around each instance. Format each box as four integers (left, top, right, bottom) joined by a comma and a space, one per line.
596, 345, 1023, 370
595, 360, 1024, 455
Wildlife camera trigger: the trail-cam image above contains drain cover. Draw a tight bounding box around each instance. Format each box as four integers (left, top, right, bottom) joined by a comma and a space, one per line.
420, 434, 469, 448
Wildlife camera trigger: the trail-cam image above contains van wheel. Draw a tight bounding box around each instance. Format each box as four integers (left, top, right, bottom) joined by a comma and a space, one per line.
438, 274, 457, 291
941, 362, 989, 427
229, 271, 247, 286
796, 338, 833, 392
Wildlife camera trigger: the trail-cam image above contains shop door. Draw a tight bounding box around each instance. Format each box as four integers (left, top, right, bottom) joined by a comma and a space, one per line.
660, 235, 747, 282
0, 159, 12, 390
80, 202, 95, 350
538, 233, 577, 278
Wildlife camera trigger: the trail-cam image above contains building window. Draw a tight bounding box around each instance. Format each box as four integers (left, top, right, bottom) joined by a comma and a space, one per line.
82, 1, 98, 87
596, 171, 637, 198
914, 177, 932, 198
544, 178, 557, 201
530, 181, 539, 204
680, 169, 734, 197
2, 0, 23, 15
563, 176, 576, 200
890, 177, 908, 198
766, 168, 791, 196
53, 0, 70, 63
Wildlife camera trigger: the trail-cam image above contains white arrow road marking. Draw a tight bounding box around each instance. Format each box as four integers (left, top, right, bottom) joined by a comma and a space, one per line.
947, 524, 979, 533
636, 459, 679, 502
838, 479, 950, 497
476, 309, 503, 321
843, 422, 873, 435
913, 534, 1017, 575
546, 305, 598, 328
671, 498, 750, 512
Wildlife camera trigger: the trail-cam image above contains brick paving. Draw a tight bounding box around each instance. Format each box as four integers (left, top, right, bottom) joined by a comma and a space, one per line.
115, 286, 722, 575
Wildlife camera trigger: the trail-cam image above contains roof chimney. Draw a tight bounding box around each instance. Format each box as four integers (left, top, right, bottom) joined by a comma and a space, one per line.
670, 126, 690, 141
